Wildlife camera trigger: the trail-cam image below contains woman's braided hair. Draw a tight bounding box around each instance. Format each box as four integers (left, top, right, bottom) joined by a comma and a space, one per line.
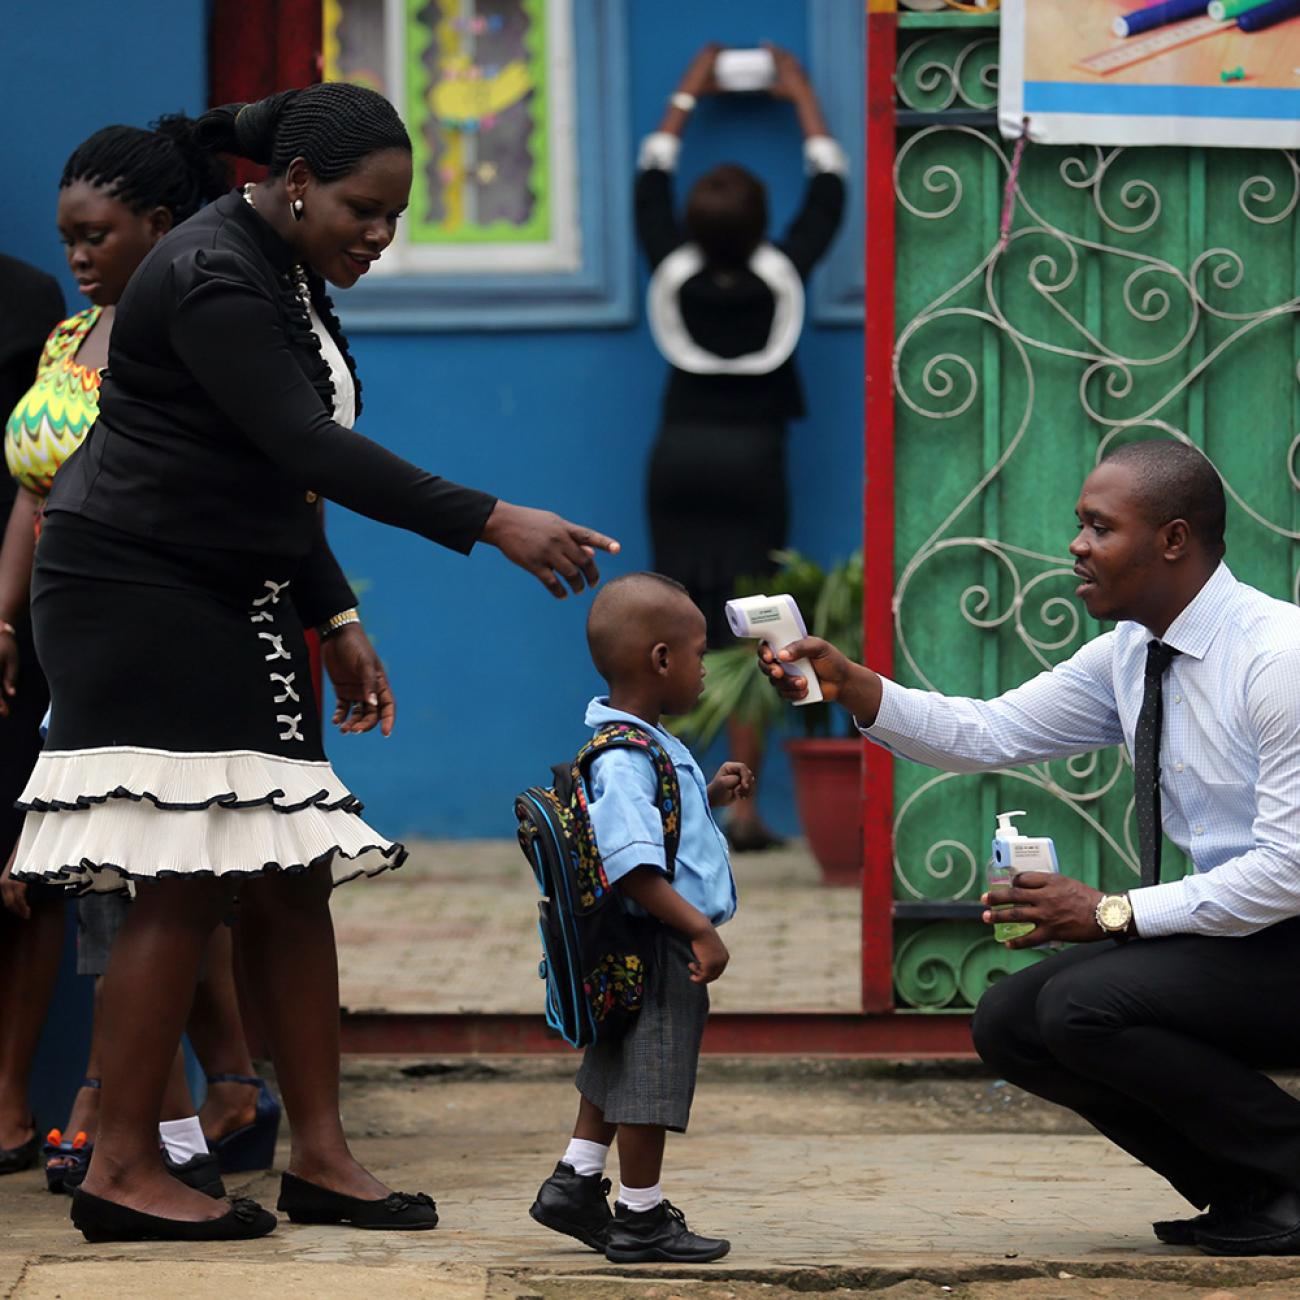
60, 113, 228, 221
196, 83, 410, 181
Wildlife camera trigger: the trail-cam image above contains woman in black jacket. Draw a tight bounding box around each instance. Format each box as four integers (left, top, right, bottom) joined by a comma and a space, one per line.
13, 83, 617, 1242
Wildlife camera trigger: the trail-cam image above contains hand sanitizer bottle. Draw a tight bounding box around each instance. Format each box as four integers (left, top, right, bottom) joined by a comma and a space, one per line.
988, 810, 1059, 943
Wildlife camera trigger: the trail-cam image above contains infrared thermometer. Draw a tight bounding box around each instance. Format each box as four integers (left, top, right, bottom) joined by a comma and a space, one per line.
725, 594, 823, 706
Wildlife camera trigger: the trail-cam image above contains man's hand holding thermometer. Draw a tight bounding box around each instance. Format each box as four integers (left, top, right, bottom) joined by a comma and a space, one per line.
751, 610, 886, 721
726, 596, 823, 705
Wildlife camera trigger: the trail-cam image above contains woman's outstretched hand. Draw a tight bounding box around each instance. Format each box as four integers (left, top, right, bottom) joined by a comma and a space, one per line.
322, 623, 396, 736
481, 501, 620, 599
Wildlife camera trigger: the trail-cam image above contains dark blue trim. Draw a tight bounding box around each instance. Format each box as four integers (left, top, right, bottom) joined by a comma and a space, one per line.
338, 0, 633, 333
808, 0, 864, 327
1025, 80, 1300, 120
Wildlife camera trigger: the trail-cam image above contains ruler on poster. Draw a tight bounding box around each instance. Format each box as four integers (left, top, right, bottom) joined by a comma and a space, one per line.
1076, 16, 1232, 75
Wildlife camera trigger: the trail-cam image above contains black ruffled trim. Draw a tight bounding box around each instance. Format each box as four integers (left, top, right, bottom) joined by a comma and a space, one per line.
18, 787, 365, 815
308, 272, 363, 418
13, 839, 408, 896
276, 268, 336, 418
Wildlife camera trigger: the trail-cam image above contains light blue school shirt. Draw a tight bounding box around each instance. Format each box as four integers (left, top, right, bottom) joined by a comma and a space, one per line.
583, 697, 737, 927
860, 563, 1300, 939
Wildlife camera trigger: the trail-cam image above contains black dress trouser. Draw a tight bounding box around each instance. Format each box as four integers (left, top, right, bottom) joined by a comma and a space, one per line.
971, 919, 1300, 1209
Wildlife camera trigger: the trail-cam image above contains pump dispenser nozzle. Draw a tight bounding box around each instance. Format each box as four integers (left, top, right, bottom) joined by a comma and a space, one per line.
995, 810, 1027, 837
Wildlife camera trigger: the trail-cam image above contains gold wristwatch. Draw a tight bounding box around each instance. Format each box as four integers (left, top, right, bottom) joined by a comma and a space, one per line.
1095, 892, 1134, 940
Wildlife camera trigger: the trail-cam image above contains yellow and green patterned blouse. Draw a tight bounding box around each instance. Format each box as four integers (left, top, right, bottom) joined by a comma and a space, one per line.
4, 307, 102, 497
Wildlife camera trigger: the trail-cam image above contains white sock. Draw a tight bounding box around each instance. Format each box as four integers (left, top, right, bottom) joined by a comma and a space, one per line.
617, 1181, 663, 1213
158, 1116, 208, 1163
562, 1137, 609, 1177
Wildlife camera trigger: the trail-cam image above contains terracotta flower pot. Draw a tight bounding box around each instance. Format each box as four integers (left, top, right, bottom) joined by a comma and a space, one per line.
783, 737, 863, 886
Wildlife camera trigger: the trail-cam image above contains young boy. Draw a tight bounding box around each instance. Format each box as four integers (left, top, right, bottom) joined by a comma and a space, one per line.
529, 572, 753, 1263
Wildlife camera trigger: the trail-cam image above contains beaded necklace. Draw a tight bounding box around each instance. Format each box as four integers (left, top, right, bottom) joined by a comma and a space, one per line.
240, 182, 311, 308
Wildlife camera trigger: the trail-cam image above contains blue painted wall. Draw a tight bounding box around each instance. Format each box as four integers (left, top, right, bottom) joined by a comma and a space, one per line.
1, 0, 863, 846
2, 1, 210, 309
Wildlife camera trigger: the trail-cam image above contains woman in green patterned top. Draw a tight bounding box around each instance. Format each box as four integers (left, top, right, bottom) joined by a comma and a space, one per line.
0, 117, 230, 690
0, 118, 230, 1189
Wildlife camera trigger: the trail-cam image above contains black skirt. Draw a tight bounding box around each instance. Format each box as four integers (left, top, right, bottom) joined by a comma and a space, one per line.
12, 512, 405, 894
646, 417, 787, 648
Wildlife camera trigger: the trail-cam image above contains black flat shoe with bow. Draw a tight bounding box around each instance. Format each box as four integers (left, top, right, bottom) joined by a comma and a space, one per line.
0, 1128, 39, 1176
70, 1189, 277, 1243
277, 1171, 438, 1230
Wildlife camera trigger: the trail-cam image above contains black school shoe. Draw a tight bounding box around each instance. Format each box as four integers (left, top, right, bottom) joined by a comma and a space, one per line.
70, 1189, 277, 1242
165, 1151, 227, 1199
604, 1199, 730, 1263
62, 1150, 227, 1199
277, 1171, 438, 1230
529, 1160, 613, 1251
1194, 1188, 1300, 1255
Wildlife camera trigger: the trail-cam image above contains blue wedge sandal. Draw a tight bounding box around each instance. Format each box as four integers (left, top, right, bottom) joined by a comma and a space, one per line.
44, 1078, 99, 1194
204, 1074, 281, 1173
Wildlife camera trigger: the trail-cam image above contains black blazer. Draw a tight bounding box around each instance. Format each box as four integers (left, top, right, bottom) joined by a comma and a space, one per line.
46, 191, 496, 626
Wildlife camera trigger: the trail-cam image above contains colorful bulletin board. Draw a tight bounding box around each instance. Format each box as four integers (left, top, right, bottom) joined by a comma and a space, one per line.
324, 0, 553, 246
1000, 0, 1300, 146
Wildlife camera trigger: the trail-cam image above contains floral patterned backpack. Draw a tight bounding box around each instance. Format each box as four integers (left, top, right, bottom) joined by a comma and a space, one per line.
514, 723, 680, 1049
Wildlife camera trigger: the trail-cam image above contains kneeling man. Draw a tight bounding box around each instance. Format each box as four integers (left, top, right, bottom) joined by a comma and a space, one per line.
762, 440, 1300, 1256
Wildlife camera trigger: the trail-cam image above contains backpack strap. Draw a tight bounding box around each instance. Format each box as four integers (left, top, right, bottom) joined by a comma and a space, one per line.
575, 722, 681, 879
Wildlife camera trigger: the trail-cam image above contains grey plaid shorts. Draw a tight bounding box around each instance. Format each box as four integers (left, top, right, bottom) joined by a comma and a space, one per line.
76, 891, 131, 976
574, 924, 710, 1132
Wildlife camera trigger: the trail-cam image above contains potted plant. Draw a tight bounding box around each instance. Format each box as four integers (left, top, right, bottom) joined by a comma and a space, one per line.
673, 550, 864, 885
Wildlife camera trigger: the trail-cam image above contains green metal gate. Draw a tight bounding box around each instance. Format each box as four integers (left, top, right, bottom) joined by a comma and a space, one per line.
875, 8, 1300, 1011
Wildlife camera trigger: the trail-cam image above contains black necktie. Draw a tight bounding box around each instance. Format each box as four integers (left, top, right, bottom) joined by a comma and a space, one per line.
1134, 639, 1180, 888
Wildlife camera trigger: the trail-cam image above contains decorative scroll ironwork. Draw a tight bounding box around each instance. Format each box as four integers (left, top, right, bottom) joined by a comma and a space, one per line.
895, 33, 998, 113
889, 30, 1300, 1010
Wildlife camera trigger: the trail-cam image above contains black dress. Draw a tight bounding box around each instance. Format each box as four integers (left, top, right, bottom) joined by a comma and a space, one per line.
12, 192, 496, 895
636, 143, 845, 646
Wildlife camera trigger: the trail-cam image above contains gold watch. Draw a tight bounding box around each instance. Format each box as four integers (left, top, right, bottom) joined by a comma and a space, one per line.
1095, 892, 1133, 939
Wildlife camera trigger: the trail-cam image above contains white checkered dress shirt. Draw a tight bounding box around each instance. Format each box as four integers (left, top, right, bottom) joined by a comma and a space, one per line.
862, 563, 1300, 938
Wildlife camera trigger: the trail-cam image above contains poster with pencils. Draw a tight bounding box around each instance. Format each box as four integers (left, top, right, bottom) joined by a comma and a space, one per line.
1000, 0, 1300, 146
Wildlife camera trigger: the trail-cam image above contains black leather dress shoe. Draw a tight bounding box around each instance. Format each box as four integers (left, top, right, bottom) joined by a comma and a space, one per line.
529, 1160, 612, 1251
604, 1199, 730, 1264
277, 1171, 438, 1230
1153, 1208, 1220, 1246
1194, 1189, 1300, 1255
70, 1189, 276, 1243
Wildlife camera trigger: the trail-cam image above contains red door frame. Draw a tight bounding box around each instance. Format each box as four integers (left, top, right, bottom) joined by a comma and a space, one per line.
860, 0, 900, 1018
210, 0, 974, 1056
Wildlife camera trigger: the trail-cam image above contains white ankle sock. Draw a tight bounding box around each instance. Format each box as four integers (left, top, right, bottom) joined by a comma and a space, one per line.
617, 1181, 663, 1213
158, 1116, 208, 1163
562, 1138, 609, 1177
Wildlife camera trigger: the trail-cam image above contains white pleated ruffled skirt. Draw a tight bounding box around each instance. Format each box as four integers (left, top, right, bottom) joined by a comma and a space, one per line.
12, 513, 406, 895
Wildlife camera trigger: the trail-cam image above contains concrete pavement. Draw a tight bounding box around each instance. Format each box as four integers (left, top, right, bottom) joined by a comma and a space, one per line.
6, 1058, 1300, 1298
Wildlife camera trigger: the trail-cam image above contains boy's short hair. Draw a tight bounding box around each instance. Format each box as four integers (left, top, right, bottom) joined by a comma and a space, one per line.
685, 164, 768, 269
587, 572, 692, 683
